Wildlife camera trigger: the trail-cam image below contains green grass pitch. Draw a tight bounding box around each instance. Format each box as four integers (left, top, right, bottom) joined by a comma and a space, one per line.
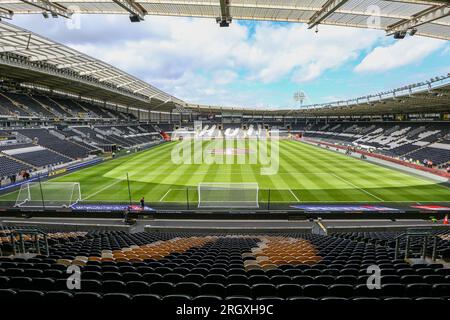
1, 140, 449, 205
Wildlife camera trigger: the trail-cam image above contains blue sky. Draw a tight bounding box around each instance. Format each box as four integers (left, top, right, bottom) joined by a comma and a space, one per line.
9, 15, 450, 109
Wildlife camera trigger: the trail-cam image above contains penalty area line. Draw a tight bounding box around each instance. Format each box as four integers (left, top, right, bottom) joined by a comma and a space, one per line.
288, 189, 300, 202
159, 189, 173, 202
331, 173, 385, 202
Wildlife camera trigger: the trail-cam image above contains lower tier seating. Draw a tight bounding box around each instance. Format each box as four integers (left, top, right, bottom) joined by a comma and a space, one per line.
0, 230, 449, 303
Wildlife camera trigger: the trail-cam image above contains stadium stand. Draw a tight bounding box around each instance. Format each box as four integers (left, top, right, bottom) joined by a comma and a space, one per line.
302, 122, 450, 166
17, 129, 91, 160
0, 93, 30, 116
0, 229, 449, 303
2, 92, 56, 118
0, 156, 30, 179
11, 149, 72, 168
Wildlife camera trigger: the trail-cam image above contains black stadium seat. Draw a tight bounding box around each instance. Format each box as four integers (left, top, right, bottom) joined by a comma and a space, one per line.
0, 229, 449, 306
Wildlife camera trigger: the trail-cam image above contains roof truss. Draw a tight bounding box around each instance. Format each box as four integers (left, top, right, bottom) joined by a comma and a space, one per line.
19, 0, 73, 18
0, 8, 13, 20
386, 4, 450, 35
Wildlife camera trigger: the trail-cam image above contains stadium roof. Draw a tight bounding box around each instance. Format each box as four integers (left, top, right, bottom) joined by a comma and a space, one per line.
0, 1, 448, 40
0, 7, 449, 117
186, 75, 450, 116
0, 21, 183, 111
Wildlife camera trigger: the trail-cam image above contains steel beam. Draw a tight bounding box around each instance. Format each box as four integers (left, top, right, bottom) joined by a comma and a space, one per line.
0, 43, 61, 53
19, 0, 73, 18
386, 4, 450, 35
99, 74, 126, 82
56, 61, 97, 69
78, 68, 110, 76
0, 9, 13, 20
116, 80, 138, 88
308, 0, 349, 29
112, 0, 146, 21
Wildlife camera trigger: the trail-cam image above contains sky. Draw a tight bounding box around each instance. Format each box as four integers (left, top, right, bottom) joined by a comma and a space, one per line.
9, 14, 450, 109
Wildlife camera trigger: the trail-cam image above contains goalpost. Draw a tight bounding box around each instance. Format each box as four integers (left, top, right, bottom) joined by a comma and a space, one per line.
15, 182, 81, 208
198, 182, 259, 208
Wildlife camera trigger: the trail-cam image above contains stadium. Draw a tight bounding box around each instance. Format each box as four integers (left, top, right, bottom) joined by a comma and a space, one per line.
0, 0, 449, 314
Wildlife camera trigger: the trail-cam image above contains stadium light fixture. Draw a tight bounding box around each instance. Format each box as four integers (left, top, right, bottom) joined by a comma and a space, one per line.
409, 28, 418, 36
393, 31, 407, 39
386, 4, 450, 38
112, 0, 146, 22
129, 14, 143, 22
217, 0, 232, 27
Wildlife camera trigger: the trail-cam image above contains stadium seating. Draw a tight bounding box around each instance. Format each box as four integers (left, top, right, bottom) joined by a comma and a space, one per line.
0, 93, 30, 116
18, 129, 91, 159
0, 90, 131, 120
1, 229, 449, 303
11, 149, 72, 167
2, 93, 56, 117
0, 156, 30, 178
302, 122, 450, 165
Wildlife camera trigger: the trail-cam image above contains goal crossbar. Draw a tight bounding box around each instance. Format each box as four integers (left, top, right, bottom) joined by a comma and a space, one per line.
15, 182, 81, 208
198, 182, 259, 208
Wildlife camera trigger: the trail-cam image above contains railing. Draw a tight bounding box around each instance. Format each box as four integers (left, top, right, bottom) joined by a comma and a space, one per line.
394, 228, 438, 261
9, 228, 50, 256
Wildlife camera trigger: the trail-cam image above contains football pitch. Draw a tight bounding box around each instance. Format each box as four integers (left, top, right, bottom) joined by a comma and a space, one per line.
1, 140, 449, 206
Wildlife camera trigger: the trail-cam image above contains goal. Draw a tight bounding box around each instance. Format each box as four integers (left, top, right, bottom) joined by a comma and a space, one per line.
15, 182, 81, 208
198, 182, 259, 208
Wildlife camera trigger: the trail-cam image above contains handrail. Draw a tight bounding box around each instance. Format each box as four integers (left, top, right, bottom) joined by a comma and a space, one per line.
9, 227, 50, 256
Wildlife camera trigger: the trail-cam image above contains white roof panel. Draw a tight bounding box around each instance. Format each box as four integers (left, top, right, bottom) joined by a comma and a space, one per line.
0, 1, 447, 39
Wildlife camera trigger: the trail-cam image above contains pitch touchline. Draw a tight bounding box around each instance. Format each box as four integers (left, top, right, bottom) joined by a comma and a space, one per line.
331, 173, 385, 202
138, 172, 330, 176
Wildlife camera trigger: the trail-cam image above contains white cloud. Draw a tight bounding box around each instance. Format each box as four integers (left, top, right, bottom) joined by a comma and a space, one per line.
354, 36, 445, 73
11, 15, 385, 106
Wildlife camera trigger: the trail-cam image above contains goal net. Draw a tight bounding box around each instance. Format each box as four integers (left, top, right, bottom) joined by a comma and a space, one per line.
15, 182, 81, 208
198, 182, 259, 208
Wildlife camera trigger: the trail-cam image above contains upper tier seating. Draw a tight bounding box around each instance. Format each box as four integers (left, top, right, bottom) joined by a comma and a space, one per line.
3, 93, 55, 117
0, 230, 449, 303
32, 96, 73, 117
0, 94, 29, 116
0, 90, 132, 120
